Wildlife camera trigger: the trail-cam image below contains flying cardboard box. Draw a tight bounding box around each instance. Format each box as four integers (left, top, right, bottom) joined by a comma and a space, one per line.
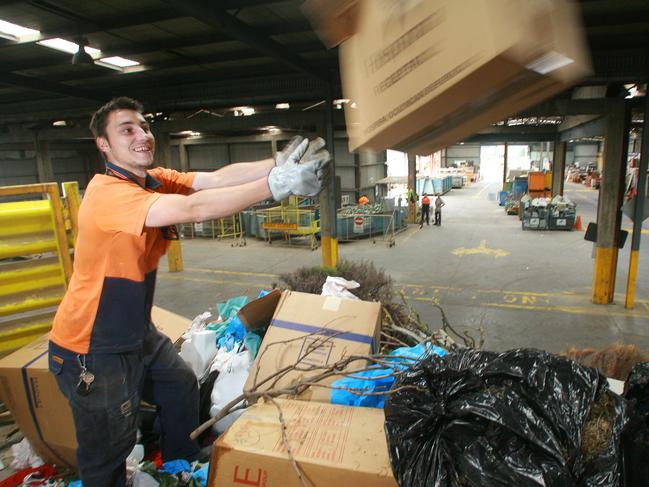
0, 306, 190, 467
242, 291, 381, 403
340, 0, 590, 155
208, 399, 397, 487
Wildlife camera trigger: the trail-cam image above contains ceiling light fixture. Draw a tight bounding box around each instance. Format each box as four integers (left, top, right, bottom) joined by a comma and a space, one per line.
233, 106, 255, 116
72, 37, 94, 65
0, 19, 39, 41
275, 103, 290, 110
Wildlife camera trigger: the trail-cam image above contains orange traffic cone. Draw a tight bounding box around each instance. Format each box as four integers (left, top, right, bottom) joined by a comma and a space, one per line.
574, 215, 582, 231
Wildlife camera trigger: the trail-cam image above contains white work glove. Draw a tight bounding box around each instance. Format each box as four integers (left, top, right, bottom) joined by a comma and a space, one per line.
267, 137, 331, 201
275, 136, 305, 166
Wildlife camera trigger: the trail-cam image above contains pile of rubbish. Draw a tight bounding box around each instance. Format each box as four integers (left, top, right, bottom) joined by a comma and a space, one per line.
2, 259, 648, 487
2, 439, 208, 486
337, 202, 384, 217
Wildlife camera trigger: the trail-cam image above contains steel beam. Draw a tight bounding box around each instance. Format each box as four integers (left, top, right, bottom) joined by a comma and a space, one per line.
0, 73, 106, 102
163, 0, 328, 81
559, 116, 607, 142
552, 139, 566, 196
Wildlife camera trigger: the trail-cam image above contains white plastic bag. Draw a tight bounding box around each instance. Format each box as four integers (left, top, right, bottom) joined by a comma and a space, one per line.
180, 329, 218, 381
10, 437, 44, 469
209, 351, 251, 433
321, 276, 360, 300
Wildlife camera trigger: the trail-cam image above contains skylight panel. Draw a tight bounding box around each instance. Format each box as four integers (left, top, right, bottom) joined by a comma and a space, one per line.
0, 19, 39, 41
37, 38, 100, 56
99, 56, 139, 68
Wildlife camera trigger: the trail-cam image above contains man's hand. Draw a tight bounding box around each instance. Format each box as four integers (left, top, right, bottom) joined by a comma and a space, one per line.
267, 137, 331, 201
275, 136, 306, 167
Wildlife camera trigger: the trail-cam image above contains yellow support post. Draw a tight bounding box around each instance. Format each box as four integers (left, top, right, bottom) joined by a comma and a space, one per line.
62, 181, 81, 246
625, 250, 640, 309
321, 236, 338, 268
592, 247, 616, 304
167, 240, 184, 272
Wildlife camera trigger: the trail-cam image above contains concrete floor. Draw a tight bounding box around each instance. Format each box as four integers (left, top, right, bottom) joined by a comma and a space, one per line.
155, 180, 649, 354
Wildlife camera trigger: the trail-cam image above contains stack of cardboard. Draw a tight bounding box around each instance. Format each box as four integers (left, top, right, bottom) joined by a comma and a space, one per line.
0, 306, 191, 467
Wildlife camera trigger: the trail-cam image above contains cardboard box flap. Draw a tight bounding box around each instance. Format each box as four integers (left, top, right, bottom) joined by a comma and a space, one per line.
301, 0, 360, 48
151, 305, 191, 343
238, 289, 282, 332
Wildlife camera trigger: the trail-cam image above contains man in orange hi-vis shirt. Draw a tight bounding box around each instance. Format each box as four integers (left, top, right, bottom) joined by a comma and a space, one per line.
420, 194, 431, 228
48, 97, 330, 486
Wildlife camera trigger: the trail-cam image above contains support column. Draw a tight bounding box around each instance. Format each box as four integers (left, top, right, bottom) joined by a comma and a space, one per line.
625, 95, 649, 308
320, 87, 338, 268
156, 132, 171, 168
407, 152, 417, 223
178, 140, 189, 172
34, 138, 54, 183
593, 100, 628, 304
354, 152, 361, 202
552, 139, 567, 196
502, 142, 508, 191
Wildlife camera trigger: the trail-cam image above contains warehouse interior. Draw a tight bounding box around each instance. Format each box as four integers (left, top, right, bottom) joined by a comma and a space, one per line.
1, 0, 649, 484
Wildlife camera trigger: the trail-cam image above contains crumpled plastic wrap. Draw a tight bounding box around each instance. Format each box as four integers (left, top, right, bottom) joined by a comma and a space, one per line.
321, 275, 360, 300
385, 349, 644, 487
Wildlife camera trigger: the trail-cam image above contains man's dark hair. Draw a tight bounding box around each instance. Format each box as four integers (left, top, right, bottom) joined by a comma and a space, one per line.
89, 97, 144, 138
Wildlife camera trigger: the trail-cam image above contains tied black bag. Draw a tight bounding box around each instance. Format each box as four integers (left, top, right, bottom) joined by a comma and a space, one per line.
385, 349, 646, 487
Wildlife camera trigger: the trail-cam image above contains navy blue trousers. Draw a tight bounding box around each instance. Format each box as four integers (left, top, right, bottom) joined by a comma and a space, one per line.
49, 322, 200, 486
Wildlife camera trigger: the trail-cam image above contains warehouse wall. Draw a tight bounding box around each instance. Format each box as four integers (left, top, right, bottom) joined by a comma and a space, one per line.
0, 149, 38, 186
0, 144, 98, 189
572, 143, 598, 167
445, 143, 481, 168
358, 150, 387, 202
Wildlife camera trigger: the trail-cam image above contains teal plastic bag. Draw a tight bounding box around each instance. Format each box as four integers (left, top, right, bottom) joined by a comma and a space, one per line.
330, 343, 447, 408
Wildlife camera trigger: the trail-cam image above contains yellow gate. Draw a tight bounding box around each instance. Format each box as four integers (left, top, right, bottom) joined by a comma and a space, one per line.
0, 183, 79, 353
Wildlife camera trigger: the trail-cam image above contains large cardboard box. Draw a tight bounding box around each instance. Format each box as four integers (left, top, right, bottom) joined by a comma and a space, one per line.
208, 399, 397, 487
242, 291, 381, 403
0, 306, 190, 467
339, 0, 590, 155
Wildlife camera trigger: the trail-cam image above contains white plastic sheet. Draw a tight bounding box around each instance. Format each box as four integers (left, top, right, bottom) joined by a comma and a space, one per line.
180, 329, 218, 381
321, 276, 360, 300
209, 350, 251, 434
10, 437, 44, 469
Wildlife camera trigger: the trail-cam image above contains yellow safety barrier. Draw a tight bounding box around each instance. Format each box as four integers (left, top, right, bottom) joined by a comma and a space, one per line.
0, 182, 78, 353
179, 215, 242, 240
258, 205, 320, 250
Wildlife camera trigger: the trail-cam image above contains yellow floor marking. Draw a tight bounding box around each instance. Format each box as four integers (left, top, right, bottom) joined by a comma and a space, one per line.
451, 240, 510, 258
472, 183, 494, 199
159, 274, 270, 288
183, 267, 279, 278
622, 227, 649, 235
399, 226, 418, 244
484, 302, 649, 320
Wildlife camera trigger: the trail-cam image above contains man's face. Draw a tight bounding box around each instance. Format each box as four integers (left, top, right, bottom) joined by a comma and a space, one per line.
96, 109, 155, 175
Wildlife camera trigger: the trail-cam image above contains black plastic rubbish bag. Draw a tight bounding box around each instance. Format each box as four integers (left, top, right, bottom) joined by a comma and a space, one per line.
384, 348, 641, 487
621, 362, 649, 487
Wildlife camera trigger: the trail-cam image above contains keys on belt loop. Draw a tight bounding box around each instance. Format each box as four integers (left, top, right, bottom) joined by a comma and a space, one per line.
76, 354, 95, 396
